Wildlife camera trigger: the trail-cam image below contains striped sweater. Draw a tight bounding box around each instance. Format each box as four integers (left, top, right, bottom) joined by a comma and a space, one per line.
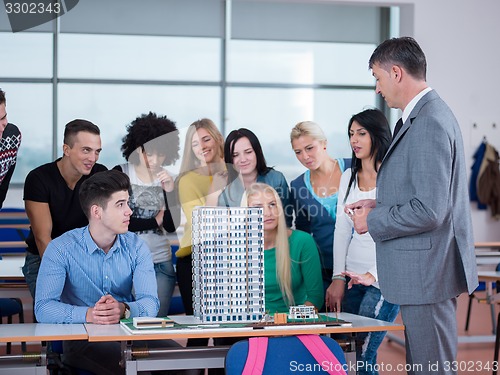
0, 123, 21, 208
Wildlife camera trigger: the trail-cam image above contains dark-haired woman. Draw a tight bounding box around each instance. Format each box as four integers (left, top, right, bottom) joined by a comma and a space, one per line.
325, 109, 399, 375
218, 128, 293, 226
113, 112, 180, 317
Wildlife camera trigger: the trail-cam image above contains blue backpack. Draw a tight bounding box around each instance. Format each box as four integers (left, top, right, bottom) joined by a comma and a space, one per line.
225, 334, 347, 374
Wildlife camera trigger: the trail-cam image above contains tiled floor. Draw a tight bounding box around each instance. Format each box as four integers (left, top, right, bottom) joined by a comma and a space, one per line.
377, 293, 498, 374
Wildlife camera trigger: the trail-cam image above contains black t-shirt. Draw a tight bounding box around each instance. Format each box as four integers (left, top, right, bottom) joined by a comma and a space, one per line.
23, 158, 107, 255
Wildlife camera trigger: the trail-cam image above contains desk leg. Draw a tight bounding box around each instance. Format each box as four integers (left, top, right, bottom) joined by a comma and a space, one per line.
121, 340, 138, 375
125, 360, 138, 375
486, 281, 498, 334
492, 304, 497, 335
120, 343, 228, 373
324, 334, 357, 375
494, 312, 500, 375
344, 350, 357, 375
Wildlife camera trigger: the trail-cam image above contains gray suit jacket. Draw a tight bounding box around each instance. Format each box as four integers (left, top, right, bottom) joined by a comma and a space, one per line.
367, 90, 478, 305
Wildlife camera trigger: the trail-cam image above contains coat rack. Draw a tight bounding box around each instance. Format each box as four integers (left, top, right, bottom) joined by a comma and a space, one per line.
471, 122, 498, 149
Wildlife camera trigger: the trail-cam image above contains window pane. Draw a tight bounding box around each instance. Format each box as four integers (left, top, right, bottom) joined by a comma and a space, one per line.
232, 2, 381, 44
228, 41, 375, 85
0, 32, 53, 78
60, 0, 223, 37
1, 83, 53, 183
59, 34, 221, 82
226, 87, 376, 182
58, 84, 221, 172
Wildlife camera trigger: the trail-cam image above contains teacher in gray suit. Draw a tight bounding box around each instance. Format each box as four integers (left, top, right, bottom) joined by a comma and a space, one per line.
346, 37, 478, 374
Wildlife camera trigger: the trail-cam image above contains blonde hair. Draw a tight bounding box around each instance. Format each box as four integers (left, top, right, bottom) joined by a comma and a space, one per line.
246, 182, 294, 306
290, 121, 327, 144
179, 118, 225, 174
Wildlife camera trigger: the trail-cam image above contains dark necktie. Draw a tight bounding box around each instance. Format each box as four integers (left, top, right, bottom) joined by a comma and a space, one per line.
393, 118, 403, 138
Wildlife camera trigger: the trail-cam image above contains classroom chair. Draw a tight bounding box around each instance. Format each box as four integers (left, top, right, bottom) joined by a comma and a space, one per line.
0, 297, 26, 354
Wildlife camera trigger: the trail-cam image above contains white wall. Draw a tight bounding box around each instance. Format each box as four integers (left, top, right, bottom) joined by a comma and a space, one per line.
5, 0, 500, 240
422, 0, 500, 242
317, 0, 500, 241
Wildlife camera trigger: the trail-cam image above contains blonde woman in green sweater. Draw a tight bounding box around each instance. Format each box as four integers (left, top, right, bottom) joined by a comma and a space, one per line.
246, 183, 324, 313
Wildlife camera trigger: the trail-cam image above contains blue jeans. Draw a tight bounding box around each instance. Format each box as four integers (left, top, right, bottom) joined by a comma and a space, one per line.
22, 252, 41, 300
342, 283, 400, 375
154, 260, 176, 317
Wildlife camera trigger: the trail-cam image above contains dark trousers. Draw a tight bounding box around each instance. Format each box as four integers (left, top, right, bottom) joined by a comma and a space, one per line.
63, 340, 123, 375
63, 339, 181, 375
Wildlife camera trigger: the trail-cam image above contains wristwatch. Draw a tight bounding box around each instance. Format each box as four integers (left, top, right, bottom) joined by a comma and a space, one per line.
123, 302, 131, 319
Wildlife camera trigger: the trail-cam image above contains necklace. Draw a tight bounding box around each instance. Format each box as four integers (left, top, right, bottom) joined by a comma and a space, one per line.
311, 160, 336, 197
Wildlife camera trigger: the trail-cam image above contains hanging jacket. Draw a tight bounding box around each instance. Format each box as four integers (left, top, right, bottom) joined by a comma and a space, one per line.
477, 144, 500, 219
469, 141, 487, 209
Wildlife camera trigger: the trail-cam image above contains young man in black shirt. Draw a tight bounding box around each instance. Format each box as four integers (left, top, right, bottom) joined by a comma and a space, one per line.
22, 119, 107, 299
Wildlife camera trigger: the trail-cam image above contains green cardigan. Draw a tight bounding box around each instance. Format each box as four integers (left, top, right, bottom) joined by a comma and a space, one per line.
264, 230, 324, 314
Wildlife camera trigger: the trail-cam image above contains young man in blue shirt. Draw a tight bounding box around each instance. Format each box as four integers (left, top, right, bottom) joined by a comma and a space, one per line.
35, 169, 160, 374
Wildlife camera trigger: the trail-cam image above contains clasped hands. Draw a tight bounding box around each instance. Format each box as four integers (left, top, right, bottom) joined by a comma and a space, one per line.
344, 198, 376, 235
86, 294, 124, 325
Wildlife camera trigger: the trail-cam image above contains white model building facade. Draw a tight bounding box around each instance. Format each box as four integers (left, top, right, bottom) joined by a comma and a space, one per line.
192, 206, 265, 322
289, 305, 318, 320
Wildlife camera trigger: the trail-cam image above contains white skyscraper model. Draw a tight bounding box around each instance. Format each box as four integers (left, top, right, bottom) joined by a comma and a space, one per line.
192, 206, 265, 323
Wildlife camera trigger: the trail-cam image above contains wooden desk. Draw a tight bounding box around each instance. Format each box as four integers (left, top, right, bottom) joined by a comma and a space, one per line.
0, 241, 26, 249
475, 242, 500, 268
86, 312, 402, 341
0, 323, 87, 375
0, 315, 403, 374
479, 271, 500, 321
0, 253, 25, 278
0, 212, 29, 229
0, 323, 87, 343
0, 224, 30, 229
475, 242, 500, 250
463, 272, 500, 342
479, 271, 500, 282
86, 313, 404, 375
0, 211, 28, 221
0, 212, 29, 248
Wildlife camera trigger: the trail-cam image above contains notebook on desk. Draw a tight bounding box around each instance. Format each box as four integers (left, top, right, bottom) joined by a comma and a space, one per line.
120, 316, 252, 335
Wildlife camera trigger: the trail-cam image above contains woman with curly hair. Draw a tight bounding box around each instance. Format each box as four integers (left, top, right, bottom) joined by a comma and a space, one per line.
113, 111, 180, 317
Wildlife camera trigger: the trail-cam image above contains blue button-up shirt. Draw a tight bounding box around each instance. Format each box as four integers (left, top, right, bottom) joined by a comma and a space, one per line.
35, 226, 159, 323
